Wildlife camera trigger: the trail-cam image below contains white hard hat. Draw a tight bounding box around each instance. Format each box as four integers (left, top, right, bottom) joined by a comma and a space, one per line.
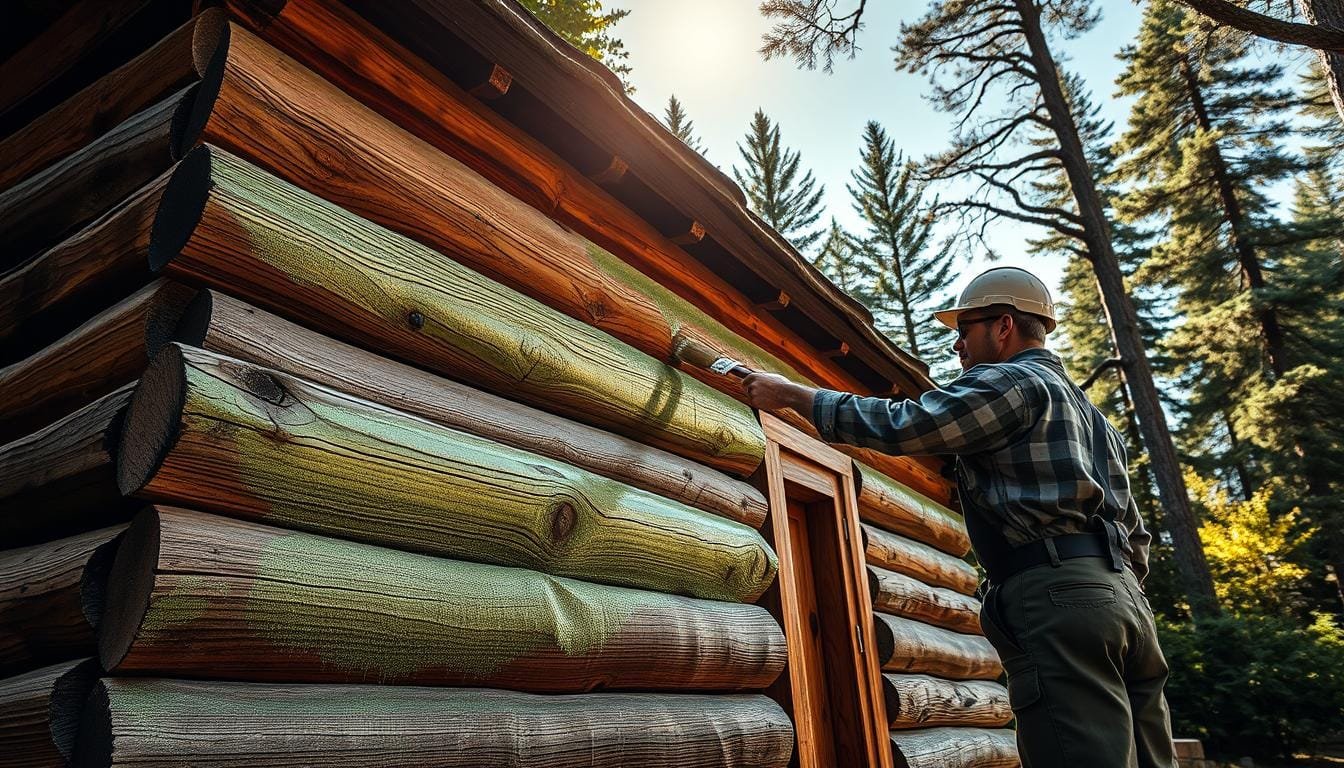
933, 267, 1057, 333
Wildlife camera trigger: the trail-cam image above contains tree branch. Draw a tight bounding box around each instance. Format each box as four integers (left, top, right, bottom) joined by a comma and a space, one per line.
1175, 0, 1344, 52
1080, 356, 1125, 390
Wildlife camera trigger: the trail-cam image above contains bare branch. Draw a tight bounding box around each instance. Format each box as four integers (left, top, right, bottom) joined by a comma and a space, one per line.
1175, 0, 1344, 52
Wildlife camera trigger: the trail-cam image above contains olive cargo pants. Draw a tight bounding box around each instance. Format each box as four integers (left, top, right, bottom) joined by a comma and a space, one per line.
980, 557, 1177, 768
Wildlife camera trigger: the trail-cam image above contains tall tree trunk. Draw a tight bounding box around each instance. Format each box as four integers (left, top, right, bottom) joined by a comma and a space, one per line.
1014, 0, 1220, 616
1299, 0, 1344, 125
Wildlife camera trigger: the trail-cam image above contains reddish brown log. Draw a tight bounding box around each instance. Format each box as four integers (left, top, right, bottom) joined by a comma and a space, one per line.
889, 727, 1019, 768
0, 658, 100, 768
0, 280, 194, 445
0, 385, 137, 546
868, 566, 981, 635
857, 464, 970, 557
96, 507, 787, 691
873, 612, 1002, 681
882, 674, 1011, 730
0, 526, 126, 676
151, 289, 766, 527
864, 523, 979, 596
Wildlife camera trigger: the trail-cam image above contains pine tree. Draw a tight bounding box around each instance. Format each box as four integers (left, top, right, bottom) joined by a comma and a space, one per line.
847, 121, 955, 363
662, 95, 706, 155
732, 109, 826, 252
519, 0, 633, 89
812, 217, 876, 301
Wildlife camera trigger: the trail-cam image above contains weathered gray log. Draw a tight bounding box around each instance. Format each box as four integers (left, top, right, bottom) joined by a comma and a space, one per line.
889, 727, 1019, 768
0, 87, 191, 270
869, 565, 981, 635
149, 145, 765, 477
148, 289, 766, 527
95, 507, 787, 691
120, 343, 775, 602
864, 523, 979, 596
873, 612, 1002, 681
0, 526, 126, 677
856, 462, 970, 557
0, 658, 100, 768
0, 174, 167, 365
0, 280, 194, 444
0, 385, 137, 546
882, 674, 1011, 730
73, 678, 793, 768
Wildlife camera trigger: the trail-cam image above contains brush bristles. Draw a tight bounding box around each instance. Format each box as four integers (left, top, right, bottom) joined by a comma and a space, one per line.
672, 335, 725, 369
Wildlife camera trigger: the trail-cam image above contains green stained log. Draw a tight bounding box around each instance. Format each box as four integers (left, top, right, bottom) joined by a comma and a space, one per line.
882, 674, 1011, 730
0, 525, 126, 677
151, 289, 766, 527
97, 507, 787, 691
856, 462, 970, 557
889, 727, 1019, 768
867, 565, 981, 636
863, 523, 979, 596
0, 658, 100, 767
75, 678, 794, 768
872, 612, 1002, 681
150, 145, 765, 478
119, 344, 776, 603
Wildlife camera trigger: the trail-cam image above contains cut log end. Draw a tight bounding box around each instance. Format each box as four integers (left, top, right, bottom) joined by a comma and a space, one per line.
148, 144, 213, 275
117, 345, 187, 496
80, 532, 128, 632
145, 286, 212, 358
190, 7, 228, 75
171, 22, 228, 159
49, 658, 103, 763
97, 508, 161, 671
72, 680, 112, 768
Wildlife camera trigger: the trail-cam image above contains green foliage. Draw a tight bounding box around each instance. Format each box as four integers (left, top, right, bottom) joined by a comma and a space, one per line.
661, 95, 706, 156
812, 217, 876, 299
518, 0, 632, 89
1158, 613, 1344, 759
733, 109, 826, 252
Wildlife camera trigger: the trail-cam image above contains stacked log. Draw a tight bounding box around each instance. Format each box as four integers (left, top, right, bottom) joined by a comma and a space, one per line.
0, 659, 100, 768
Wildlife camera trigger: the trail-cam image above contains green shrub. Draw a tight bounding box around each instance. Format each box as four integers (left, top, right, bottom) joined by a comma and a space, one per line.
1158, 613, 1344, 759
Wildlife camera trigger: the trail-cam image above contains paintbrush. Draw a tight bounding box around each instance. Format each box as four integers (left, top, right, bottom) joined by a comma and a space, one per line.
672, 334, 755, 378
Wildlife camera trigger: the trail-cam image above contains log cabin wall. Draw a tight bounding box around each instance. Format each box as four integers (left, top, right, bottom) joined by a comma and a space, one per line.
0, 2, 1017, 767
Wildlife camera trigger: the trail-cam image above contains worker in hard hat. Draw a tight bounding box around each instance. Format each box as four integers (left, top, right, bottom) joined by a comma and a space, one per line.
742, 266, 1177, 768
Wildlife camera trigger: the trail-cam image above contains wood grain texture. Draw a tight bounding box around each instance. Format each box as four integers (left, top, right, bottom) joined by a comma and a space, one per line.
873, 613, 1002, 681
0, 86, 188, 270
889, 727, 1019, 768
0, 525, 126, 677
0, 385, 138, 547
0, 280, 194, 444
881, 675, 1011, 730
868, 566, 981, 635
150, 145, 765, 477
157, 289, 766, 527
857, 463, 970, 557
0, 658, 100, 768
864, 524, 979, 596
76, 678, 794, 767
97, 507, 787, 691
120, 343, 776, 603
0, 173, 168, 365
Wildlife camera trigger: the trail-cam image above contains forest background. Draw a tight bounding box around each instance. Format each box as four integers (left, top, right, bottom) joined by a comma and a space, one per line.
520, 0, 1344, 761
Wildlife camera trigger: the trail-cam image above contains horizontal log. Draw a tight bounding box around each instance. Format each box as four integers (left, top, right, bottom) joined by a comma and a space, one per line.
882, 674, 1011, 730
74, 678, 794, 768
97, 507, 787, 691
150, 145, 764, 477
0, 12, 208, 189
120, 343, 775, 602
0, 525, 126, 677
857, 463, 969, 557
0, 86, 189, 270
868, 566, 981, 635
0, 658, 100, 768
0, 280, 194, 444
0, 173, 167, 365
873, 612, 1002, 681
222, 0, 952, 503
153, 289, 765, 527
889, 727, 1019, 768
0, 385, 138, 546
864, 524, 979, 596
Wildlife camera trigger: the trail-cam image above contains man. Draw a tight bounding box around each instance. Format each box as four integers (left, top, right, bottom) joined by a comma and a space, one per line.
742, 266, 1176, 768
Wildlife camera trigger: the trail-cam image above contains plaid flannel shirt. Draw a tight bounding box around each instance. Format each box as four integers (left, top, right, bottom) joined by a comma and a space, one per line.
813, 348, 1151, 581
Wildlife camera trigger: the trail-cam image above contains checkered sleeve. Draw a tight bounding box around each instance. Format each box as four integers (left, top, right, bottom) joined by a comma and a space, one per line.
812, 366, 1033, 456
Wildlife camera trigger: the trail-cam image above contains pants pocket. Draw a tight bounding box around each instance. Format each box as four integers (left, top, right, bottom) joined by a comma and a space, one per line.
1007, 664, 1042, 711
1047, 581, 1116, 608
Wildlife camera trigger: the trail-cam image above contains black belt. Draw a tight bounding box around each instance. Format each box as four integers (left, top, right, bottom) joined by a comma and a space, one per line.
983, 531, 1131, 584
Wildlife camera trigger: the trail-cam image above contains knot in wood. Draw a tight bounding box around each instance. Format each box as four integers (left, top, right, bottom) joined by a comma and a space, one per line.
550, 501, 577, 543
407, 311, 425, 330
238, 367, 287, 406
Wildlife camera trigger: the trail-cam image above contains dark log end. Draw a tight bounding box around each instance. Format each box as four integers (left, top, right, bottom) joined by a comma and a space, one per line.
142, 280, 199, 358
117, 344, 187, 496
881, 674, 900, 727
867, 566, 879, 602
49, 658, 102, 763
81, 531, 129, 631
72, 679, 112, 768
191, 7, 228, 74
171, 21, 228, 159
873, 613, 895, 666
149, 145, 213, 273
98, 508, 162, 671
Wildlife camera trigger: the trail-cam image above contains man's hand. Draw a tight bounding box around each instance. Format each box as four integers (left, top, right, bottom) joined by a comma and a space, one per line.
741, 372, 817, 413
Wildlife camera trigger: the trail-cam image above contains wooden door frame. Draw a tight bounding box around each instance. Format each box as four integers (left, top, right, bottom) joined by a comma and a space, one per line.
760, 412, 891, 768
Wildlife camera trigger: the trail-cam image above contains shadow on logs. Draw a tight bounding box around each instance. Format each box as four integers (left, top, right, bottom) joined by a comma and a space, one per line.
0, 657, 100, 767
872, 612, 1002, 681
